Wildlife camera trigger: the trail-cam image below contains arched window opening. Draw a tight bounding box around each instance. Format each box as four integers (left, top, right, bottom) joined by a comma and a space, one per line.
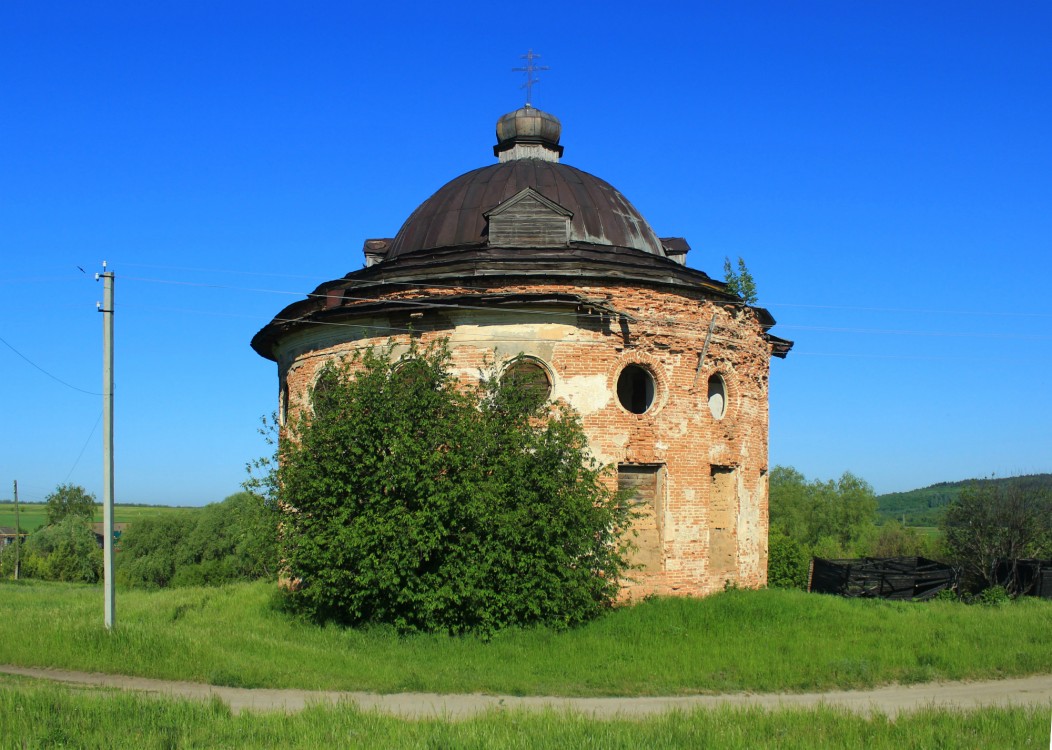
707, 373, 727, 420
391, 357, 436, 390
311, 368, 340, 417
502, 358, 552, 405
279, 377, 289, 426
617, 364, 656, 414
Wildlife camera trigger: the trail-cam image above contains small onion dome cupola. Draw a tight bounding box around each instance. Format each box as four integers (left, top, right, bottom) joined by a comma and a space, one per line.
386, 107, 667, 259
494, 106, 564, 163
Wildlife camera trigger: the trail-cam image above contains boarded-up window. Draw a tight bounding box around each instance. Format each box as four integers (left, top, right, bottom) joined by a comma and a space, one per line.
710, 466, 738, 578
619, 464, 664, 573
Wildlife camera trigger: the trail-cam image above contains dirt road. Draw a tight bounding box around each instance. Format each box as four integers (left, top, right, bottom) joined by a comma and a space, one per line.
2, 665, 1050, 718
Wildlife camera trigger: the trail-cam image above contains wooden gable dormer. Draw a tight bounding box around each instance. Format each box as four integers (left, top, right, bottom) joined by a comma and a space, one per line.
484, 187, 574, 248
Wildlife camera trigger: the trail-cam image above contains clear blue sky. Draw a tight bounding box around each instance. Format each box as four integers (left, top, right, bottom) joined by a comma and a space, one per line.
2, 2, 1049, 505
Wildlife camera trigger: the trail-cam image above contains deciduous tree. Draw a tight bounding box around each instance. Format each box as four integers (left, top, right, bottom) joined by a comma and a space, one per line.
767, 466, 879, 588
942, 482, 1052, 592
44, 484, 96, 525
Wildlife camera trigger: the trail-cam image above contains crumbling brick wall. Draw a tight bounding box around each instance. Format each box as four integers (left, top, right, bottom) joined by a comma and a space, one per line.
277, 278, 774, 598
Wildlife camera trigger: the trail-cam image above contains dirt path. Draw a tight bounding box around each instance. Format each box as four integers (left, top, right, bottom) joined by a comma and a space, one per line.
2, 665, 1051, 719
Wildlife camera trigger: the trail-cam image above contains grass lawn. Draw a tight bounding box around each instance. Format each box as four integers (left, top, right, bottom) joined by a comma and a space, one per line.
0, 580, 1050, 696
0, 674, 1047, 749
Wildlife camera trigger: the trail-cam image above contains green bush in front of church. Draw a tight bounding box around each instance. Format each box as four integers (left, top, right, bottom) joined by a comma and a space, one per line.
270, 341, 632, 636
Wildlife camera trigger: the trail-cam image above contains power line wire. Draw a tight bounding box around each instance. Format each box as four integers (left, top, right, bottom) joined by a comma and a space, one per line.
113, 261, 1051, 319
64, 411, 103, 483
766, 301, 1052, 319
777, 324, 1052, 341
119, 274, 1052, 339
121, 290, 1050, 344
0, 333, 101, 395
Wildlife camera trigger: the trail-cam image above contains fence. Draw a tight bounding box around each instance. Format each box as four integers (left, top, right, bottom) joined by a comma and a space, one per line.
808, 556, 958, 600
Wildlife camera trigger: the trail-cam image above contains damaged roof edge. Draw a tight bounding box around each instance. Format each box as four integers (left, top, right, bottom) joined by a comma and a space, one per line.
250, 250, 782, 361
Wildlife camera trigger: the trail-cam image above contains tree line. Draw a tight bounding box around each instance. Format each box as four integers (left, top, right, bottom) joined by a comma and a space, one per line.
0, 485, 278, 587
768, 466, 1052, 594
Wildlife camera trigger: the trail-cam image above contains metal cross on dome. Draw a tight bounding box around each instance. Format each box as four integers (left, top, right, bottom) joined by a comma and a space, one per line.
513, 49, 550, 107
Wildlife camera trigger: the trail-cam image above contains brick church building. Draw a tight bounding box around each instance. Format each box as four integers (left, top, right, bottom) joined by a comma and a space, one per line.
252, 105, 791, 597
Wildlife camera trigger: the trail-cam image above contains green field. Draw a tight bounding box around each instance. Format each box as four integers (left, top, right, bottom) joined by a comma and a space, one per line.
0, 502, 196, 533
1, 674, 1046, 750
1, 580, 1050, 696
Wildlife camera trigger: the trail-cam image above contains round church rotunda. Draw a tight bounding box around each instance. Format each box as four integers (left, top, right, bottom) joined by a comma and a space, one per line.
252, 105, 791, 598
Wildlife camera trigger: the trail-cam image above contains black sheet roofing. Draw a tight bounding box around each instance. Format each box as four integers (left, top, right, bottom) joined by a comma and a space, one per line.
386, 160, 667, 260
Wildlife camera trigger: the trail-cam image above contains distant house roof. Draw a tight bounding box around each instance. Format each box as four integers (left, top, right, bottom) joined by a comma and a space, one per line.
90, 522, 129, 535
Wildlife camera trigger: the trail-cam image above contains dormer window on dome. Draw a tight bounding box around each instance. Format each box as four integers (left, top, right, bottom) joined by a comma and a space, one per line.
484, 187, 572, 247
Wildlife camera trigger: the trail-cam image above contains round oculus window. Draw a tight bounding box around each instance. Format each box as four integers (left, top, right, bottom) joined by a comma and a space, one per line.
617, 364, 656, 414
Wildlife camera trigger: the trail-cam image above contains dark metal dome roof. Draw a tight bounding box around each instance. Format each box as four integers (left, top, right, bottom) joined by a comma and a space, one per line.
386, 159, 666, 260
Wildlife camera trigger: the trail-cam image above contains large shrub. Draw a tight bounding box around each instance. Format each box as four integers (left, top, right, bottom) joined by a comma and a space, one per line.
273, 341, 631, 635
171, 492, 278, 586
766, 531, 810, 589
19, 516, 102, 583
115, 512, 196, 588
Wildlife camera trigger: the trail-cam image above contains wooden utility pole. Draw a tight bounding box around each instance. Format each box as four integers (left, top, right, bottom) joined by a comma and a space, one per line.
12, 480, 20, 581
97, 262, 115, 629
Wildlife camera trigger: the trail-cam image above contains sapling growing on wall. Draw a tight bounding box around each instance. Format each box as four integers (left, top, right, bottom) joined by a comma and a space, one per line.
724, 256, 758, 304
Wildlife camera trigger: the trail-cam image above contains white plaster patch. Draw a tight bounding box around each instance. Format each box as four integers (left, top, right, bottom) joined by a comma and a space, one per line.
556, 374, 610, 415
448, 318, 578, 344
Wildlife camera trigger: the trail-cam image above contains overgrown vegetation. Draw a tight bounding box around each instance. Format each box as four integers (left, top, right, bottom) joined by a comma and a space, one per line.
263, 341, 631, 636
0, 485, 101, 583
116, 492, 278, 589
0, 516, 102, 583
942, 482, 1052, 594
43, 483, 97, 525
765, 466, 936, 589
1, 677, 1045, 750
723, 256, 758, 304
771, 467, 1052, 600
2, 580, 1050, 696
1, 490, 277, 588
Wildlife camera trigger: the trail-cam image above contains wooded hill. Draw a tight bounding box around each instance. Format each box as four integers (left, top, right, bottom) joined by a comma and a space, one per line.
877, 473, 1052, 526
